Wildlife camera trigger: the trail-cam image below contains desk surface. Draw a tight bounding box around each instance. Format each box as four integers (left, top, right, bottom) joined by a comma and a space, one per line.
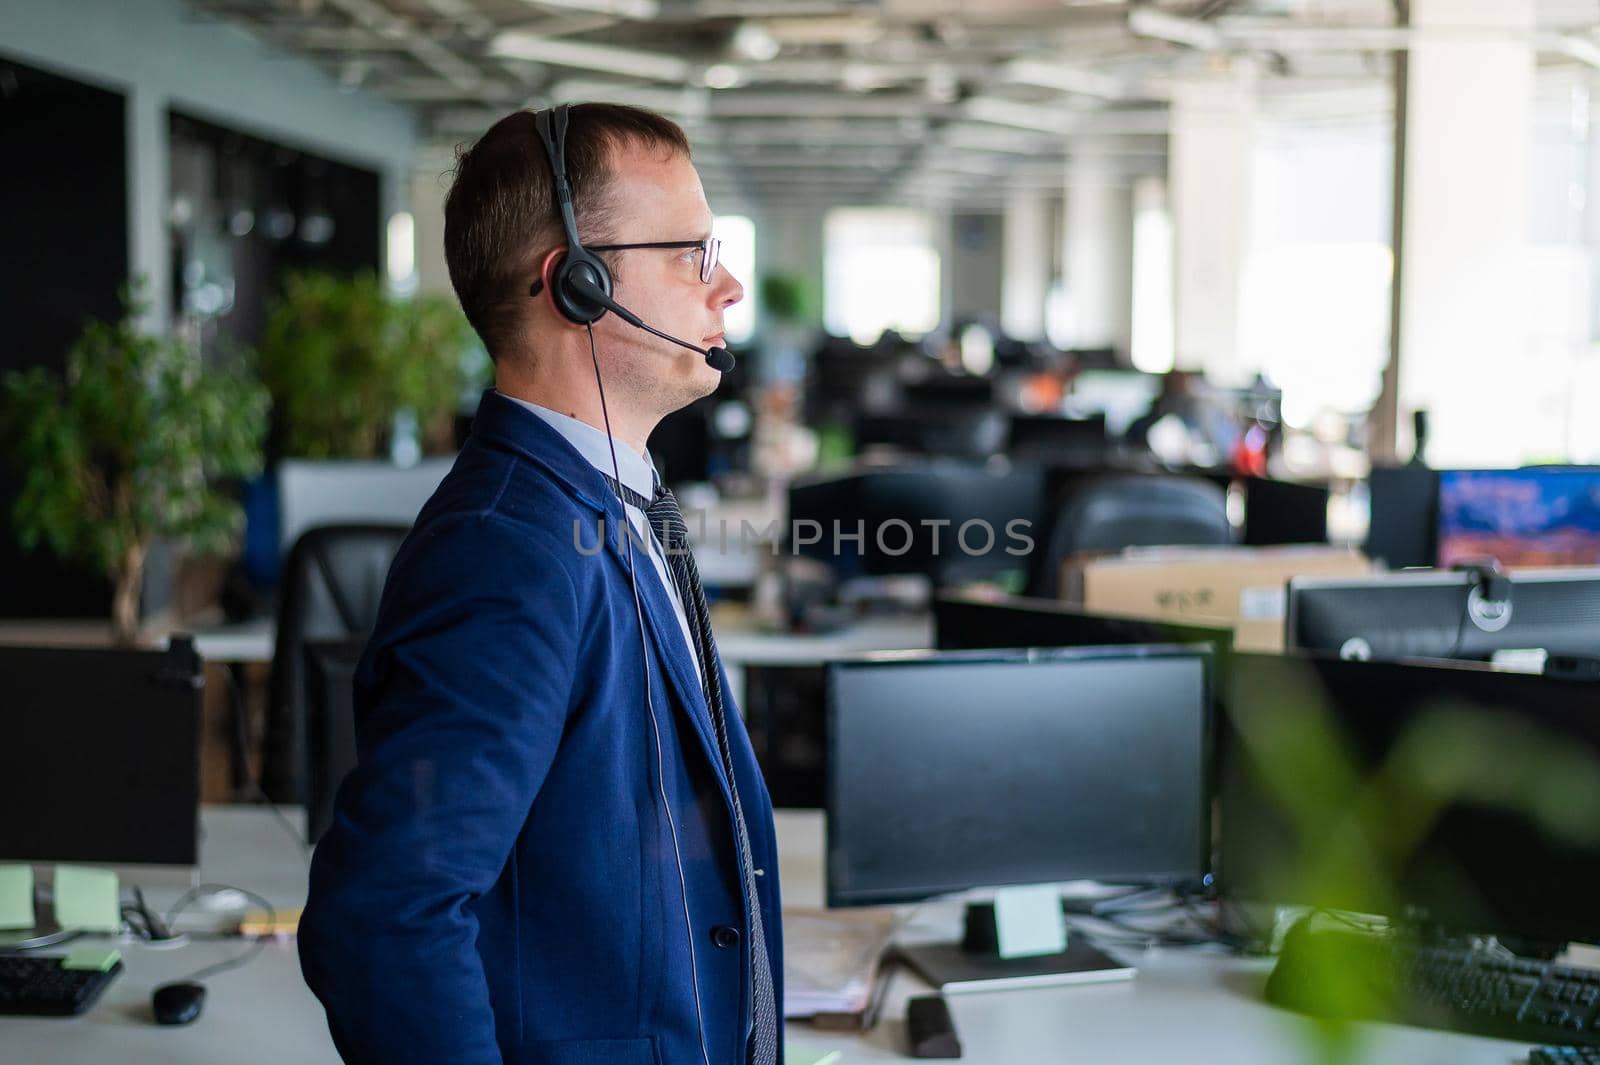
185, 612, 935, 669
1, 806, 1535, 1065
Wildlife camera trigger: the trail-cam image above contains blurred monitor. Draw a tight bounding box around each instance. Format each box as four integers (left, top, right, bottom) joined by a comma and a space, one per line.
1438, 467, 1600, 569
1286, 568, 1600, 663
788, 464, 1045, 586
1005, 414, 1108, 465
934, 591, 1233, 660
1242, 478, 1329, 547
1064, 370, 1161, 437
0, 640, 202, 890
740, 664, 827, 809
903, 376, 995, 409
1366, 465, 1439, 569
852, 410, 1006, 460
304, 638, 366, 845
1218, 652, 1600, 946
827, 645, 1212, 908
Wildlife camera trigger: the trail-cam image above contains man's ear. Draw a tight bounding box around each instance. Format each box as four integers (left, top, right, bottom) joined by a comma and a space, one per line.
534, 247, 581, 326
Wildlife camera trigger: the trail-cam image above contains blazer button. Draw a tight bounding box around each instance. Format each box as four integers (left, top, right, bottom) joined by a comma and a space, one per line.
711, 925, 741, 949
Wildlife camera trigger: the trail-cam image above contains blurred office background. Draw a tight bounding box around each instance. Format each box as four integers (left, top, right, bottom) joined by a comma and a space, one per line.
8, 0, 1600, 779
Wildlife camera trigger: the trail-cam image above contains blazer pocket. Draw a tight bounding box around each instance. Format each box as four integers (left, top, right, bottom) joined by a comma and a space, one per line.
521, 1037, 660, 1065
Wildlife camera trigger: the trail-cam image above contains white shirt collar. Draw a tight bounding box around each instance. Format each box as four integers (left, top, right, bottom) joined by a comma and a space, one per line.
499, 390, 657, 501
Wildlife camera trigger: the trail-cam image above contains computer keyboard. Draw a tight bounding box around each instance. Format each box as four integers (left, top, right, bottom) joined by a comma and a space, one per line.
1264, 920, 1600, 1045
0, 954, 123, 1016
1533, 1048, 1600, 1064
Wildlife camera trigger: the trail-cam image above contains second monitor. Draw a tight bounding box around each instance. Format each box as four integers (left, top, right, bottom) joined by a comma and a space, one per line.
827, 645, 1212, 989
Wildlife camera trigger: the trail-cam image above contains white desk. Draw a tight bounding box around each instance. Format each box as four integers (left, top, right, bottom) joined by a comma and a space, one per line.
183, 611, 933, 671
2, 807, 1534, 1065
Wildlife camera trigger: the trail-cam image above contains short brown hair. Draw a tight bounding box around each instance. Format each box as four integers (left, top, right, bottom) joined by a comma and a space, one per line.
443, 103, 691, 359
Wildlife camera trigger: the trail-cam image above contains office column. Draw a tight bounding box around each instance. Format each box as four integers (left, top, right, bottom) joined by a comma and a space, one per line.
126, 86, 169, 333
1001, 189, 1051, 342
1169, 61, 1257, 382
1063, 152, 1134, 355
1385, 0, 1534, 464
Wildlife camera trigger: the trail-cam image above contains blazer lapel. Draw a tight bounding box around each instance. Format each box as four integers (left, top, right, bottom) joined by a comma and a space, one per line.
609, 524, 734, 803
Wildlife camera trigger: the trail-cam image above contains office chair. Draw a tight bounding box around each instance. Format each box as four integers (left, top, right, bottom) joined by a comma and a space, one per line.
1027, 474, 1233, 598
262, 523, 408, 804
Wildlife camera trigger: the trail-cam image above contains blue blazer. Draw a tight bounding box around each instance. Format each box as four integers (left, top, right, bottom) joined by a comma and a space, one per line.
300, 390, 783, 1065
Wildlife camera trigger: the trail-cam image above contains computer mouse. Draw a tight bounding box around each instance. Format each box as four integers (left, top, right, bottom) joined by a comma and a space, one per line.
151, 981, 206, 1025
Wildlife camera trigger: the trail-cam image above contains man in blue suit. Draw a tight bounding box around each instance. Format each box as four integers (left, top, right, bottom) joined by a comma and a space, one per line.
300, 103, 782, 1065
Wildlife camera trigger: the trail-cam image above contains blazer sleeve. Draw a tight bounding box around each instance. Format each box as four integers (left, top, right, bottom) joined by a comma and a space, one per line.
299, 512, 583, 1065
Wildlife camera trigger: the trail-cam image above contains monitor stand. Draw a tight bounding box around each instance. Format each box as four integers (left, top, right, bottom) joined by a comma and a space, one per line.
0, 896, 77, 951
897, 901, 1136, 994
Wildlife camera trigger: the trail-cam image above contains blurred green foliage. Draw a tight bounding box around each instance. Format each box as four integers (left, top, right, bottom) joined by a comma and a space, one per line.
256, 271, 480, 459
757, 273, 816, 324
0, 282, 267, 642
1231, 657, 1600, 1064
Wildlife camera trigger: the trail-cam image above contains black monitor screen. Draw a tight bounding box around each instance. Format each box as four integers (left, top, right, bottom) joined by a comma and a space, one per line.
827, 647, 1211, 907
0, 642, 202, 867
1219, 653, 1600, 945
934, 592, 1233, 657
1287, 568, 1600, 663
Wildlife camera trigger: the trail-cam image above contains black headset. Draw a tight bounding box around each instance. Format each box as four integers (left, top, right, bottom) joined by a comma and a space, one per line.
530, 104, 734, 373
532, 105, 615, 326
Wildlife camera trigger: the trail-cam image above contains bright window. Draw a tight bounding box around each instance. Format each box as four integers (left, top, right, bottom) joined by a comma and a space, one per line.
713, 214, 755, 345
823, 208, 941, 344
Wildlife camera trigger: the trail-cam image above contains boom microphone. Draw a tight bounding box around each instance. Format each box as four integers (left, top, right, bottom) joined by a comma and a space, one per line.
568, 272, 735, 373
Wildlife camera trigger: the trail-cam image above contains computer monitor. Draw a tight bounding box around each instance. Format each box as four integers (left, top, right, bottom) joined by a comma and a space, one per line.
788, 464, 1046, 586
1286, 568, 1600, 663
0, 639, 202, 943
827, 646, 1212, 986
1438, 467, 1600, 569
934, 591, 1234, 658
1218, 652, 1600, 947
1004, 414, 1108, 465
740, 664, 829, 810
1242, 477, 1329, 547
1365, 465, 1439, 570
304, 638, 366, 845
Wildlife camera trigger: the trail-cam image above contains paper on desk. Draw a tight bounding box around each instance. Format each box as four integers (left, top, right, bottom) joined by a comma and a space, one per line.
782, 908, 895, 1019
53, 865, 121, 933
0, 864, 35, 930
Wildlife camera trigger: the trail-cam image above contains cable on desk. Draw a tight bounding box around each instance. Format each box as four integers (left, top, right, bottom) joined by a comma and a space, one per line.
163, 884, 279, 984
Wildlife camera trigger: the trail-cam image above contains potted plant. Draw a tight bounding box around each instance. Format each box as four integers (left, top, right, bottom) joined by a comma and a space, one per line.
255, 271, 479, 460
0, 284, 268, 644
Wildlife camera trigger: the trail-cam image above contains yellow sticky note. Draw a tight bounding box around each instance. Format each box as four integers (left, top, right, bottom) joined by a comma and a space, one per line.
0, 865, 35, 930
52, 865, 121, 933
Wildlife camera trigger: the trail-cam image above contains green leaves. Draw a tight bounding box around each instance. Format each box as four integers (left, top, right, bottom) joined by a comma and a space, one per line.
256, 271, 480, 459
0, 282, 268, 579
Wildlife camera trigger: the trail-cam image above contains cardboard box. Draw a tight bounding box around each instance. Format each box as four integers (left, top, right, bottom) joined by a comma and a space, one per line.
1061, 545, 1374, 653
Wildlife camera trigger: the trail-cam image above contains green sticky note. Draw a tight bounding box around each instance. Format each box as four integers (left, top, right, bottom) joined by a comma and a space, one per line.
62, 946, 121, 972
0, 865, 35, 930
52, 865, 121, 933
784, 1050, 840, 1065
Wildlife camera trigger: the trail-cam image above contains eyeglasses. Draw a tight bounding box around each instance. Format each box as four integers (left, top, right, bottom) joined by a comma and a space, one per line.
587, 236, 721, 284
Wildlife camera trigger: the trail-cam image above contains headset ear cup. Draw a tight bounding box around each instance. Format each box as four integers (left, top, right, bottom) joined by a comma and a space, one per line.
553, 250, 613, 325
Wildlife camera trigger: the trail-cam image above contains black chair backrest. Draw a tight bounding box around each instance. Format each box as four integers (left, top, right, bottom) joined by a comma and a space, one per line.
264, 523, 408, 804
1029, 474, 1233, 598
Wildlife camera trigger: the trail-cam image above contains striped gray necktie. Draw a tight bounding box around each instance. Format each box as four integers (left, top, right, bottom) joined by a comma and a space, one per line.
606, 476, 778, 1065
